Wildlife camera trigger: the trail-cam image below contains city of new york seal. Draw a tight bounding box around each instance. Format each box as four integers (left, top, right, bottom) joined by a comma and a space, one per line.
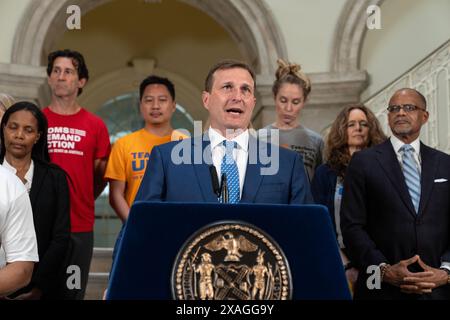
172, 221, 292, 300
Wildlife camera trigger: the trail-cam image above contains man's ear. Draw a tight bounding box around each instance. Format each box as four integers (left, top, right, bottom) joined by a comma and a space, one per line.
202, 91, 210, 111
78, 78, 87, 89
422, 110, 429, 125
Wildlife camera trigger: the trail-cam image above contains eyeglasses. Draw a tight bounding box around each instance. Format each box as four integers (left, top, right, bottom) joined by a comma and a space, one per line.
346, 120, 369, 129
387, 104, 426, 113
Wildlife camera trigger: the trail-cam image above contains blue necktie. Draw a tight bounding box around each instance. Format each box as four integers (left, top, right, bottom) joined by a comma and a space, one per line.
400, 144, 421, 213
221, 140, 240, 204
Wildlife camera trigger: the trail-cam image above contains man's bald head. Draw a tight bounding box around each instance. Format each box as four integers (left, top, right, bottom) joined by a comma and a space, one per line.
389, 88, 427, 109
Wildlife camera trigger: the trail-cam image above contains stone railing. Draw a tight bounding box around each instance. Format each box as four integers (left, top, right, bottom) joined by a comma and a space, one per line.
365, 40, 450, 154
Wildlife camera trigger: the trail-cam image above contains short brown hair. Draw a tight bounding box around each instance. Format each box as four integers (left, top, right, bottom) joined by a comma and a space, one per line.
47, 49, 89, 96
204, 60, 256, 93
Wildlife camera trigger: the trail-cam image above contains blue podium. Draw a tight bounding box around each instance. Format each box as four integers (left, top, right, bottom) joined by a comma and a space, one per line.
107, 202, 351, 300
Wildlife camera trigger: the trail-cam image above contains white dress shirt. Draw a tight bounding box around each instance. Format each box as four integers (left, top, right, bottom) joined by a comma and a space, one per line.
390, 136, 450, 271
208, 127, 249, 198
0, 164, 39, 267
2, 159, 34, 194
390, 135, 421, 174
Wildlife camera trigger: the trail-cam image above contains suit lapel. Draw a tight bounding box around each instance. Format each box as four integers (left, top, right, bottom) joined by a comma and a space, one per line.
241, 135, 264, 203
417, 143, 438, 216
376, 140, 417, 217
192, 134, 218, 202
29, 161, 46, 209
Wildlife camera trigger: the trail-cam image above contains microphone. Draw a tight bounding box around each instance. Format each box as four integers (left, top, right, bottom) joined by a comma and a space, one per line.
209, 165, 220, 198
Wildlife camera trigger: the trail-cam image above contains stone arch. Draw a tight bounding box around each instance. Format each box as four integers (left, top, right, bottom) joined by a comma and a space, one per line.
331, 0, 384, 72
12, 0, 287, 78
78, 58, 205, 121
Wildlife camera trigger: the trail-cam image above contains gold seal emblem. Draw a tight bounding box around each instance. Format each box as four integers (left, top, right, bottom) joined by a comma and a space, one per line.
172, 221, 292, 300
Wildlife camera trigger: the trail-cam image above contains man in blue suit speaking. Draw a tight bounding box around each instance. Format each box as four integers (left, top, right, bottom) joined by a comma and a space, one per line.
135, 60, 313, 205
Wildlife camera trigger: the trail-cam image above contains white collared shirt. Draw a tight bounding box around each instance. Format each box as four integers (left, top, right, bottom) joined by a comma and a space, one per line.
390, 135, 421, 174
0, 165, 39, 267
2, 159, 34, 193
208, 127, 249, 198
390, 135, 450, 271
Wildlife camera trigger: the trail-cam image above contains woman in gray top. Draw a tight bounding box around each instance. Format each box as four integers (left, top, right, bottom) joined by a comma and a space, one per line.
261, 59, 323, 182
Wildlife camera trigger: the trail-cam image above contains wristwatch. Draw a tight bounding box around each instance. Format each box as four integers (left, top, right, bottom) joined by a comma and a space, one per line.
379, 263, 391, 282
441, 268, 450, 285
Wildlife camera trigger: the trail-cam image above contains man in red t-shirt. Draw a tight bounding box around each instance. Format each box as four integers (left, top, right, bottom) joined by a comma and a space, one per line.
43, 49, 111, 300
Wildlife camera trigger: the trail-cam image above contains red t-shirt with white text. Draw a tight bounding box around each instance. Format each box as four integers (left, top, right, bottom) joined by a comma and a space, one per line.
43, 107, 111, 232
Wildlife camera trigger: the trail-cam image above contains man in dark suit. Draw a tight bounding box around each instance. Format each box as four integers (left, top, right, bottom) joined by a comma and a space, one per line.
135, 60, 312, 205
341, 88, 450, 299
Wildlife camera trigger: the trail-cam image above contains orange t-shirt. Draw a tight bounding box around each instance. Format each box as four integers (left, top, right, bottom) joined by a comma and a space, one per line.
105, 129, 186, 206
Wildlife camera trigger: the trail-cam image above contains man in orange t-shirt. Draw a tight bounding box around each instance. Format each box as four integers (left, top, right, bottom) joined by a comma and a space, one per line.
104, 75, 186, 298
105, 75, 185, 222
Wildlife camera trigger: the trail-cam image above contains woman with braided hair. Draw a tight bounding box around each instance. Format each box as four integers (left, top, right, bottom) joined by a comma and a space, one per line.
260, 59, 324, 182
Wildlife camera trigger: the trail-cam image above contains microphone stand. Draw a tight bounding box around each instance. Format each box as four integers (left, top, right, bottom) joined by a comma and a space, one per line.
208, 165, 229, 203
221, 173, 229, 203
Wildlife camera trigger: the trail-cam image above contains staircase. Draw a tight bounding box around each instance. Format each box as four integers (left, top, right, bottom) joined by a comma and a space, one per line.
85, 247, 112, 300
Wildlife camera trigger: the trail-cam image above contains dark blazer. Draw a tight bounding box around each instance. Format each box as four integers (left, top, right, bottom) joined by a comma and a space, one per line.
13, 160, 71, 299
311, 164, 338, 232
341, 139, 450, 299
135, 134, 313, 205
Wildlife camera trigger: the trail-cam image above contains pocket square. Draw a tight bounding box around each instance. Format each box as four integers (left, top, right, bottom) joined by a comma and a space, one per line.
434, 178, 448, 183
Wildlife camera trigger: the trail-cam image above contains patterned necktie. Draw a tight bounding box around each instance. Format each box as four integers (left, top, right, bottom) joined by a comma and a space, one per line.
400, 144, 421, 213
220, 140, 240, 204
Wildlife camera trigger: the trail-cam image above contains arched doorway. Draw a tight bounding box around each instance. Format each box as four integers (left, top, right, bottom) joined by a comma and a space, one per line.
12, 0, 287, 94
